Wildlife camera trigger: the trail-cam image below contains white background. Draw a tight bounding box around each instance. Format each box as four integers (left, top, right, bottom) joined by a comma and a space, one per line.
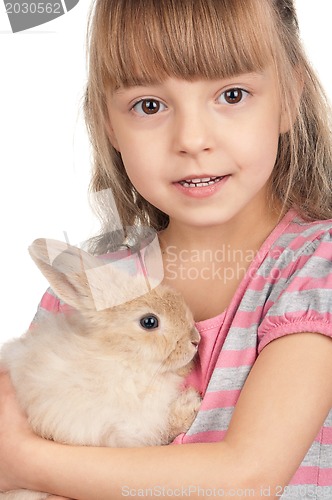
0, 0, 331, 345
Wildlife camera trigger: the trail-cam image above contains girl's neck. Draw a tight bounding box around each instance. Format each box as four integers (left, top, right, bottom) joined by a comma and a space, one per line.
160, 204, 282, 255
158, 204, 283, 322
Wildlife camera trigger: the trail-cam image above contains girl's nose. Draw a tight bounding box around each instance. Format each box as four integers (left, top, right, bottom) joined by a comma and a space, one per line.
173, 108, 215, 157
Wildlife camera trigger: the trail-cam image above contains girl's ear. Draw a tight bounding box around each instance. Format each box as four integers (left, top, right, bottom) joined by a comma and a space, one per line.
279, 68, 304, 134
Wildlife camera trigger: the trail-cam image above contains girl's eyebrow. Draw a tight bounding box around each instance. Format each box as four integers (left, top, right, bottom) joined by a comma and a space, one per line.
113, 80, 161, 95
223, 71, 266, 83
112, 71, 266, 95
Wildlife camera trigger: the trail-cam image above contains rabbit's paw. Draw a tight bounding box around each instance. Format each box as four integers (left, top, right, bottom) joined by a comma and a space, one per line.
168, 387, 201, 439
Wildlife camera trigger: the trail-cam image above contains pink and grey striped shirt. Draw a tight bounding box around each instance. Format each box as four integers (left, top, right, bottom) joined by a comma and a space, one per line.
32, 210, 332, 498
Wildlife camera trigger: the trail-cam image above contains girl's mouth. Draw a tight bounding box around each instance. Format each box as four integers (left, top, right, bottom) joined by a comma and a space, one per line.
174, 174, 229, 199
179, 176, 224, 188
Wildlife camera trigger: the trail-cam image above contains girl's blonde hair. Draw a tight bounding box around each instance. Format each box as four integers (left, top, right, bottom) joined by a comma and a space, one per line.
84, 0, 332, 239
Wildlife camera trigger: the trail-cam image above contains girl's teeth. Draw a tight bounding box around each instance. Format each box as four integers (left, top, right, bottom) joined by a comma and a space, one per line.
180, 176, 222, 188
191, 177, 211, 183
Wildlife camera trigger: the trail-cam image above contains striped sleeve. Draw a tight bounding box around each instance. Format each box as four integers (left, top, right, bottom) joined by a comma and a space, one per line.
258, 228, 332, 352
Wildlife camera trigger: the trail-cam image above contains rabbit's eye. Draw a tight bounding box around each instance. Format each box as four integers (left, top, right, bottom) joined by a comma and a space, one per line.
140, 314, 159, 330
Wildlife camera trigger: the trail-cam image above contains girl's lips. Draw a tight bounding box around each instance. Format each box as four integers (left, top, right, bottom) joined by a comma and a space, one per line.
174, 175, 230, 198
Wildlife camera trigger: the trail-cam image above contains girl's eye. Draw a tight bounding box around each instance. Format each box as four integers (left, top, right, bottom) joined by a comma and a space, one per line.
139, 314, 159, 330
132, 99, 166, 116
218, 88, 249, 105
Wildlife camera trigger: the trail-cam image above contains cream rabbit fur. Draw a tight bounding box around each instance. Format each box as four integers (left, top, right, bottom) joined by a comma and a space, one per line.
0, 239, 201, 500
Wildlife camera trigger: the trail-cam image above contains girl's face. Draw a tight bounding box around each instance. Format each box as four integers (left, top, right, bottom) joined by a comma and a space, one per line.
106, 68, 285, 229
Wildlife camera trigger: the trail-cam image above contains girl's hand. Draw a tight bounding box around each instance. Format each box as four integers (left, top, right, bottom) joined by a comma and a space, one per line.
0, 370, 38, 492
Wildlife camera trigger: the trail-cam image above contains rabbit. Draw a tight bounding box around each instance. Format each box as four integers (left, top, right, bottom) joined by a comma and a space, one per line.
0, 238, 201, 500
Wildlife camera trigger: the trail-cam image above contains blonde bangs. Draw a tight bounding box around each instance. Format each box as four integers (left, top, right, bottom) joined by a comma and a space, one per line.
92, 0, 276, 89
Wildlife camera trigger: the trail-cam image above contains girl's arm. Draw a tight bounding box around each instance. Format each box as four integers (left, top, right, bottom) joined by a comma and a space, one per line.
1, 332, 332, 500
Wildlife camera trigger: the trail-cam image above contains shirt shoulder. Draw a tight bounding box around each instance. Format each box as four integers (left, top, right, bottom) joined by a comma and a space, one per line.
30, 287, 72, 327
256, 214, 332, 352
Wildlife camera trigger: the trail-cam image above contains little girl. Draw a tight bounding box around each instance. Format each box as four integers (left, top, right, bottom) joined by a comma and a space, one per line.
1, 0, 332, 498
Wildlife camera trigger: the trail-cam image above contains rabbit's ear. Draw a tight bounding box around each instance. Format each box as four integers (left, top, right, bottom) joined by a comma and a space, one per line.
28, 238, 100, 311
29, 238, 162, 311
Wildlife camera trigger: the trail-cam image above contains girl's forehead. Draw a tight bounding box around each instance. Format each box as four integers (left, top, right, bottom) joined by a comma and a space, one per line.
99, 0, 278, 90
